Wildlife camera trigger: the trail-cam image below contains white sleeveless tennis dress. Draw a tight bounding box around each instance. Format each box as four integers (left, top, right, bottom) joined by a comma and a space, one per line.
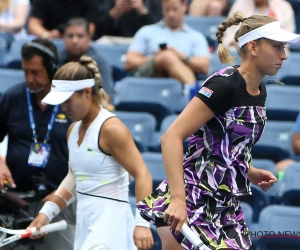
68, 107, 137, 250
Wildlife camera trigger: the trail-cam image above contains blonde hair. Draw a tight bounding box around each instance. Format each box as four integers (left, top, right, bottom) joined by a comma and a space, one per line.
0, 0, 10, 13
216, 11, 277, 64
53, 55, 109, 107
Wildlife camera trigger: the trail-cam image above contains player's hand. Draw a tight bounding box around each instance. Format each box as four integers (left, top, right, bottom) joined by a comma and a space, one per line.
0, 160, 16, 189
247, 167, 277, 192
134, 226, 153, 250
164, 198, 187, 236
27, 214, 50, 239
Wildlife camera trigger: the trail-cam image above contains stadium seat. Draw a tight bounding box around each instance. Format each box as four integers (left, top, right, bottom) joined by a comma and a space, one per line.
141, 152, 166, 187
0, 36, 7, 66
251, 159, 276, 175
114, 111, 156, 151
253, 205, 300, 250
92, 43, 129, 81
183, 16, 225, 41
114, 77, 187, 128
255, 120, 295, 157
275, 52, 300, 80
240, 202, 253, 228
280, 163, 300, 206
5, 38, 31, 68
251, 145, 290, 163
52, 39, 65, 55
129, 152, 166, 196
0, 69, 24, 95
238, 185, 270, 223
150, 114, 189, 152
209, 50, 241, 75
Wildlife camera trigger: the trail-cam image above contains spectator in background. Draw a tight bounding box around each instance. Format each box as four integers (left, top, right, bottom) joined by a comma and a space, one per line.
96, 0, 162, 45
0, 0, 30, 49
125, 0, 210, 96
223, 0, 295, 48
276, 113, 300, 172
59, 17, 115, 110
188, 0, 228, 16
28, 0, 98, 39
0, 38, 75, 250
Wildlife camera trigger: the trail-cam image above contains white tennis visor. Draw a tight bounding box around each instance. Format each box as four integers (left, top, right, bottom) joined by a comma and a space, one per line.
41, 79, 95, 105
237, 21, 300, 48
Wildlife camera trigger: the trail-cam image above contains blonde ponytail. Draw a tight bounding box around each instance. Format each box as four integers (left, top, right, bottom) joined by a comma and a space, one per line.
216, 11, 245, 64
79, 55, 110, 108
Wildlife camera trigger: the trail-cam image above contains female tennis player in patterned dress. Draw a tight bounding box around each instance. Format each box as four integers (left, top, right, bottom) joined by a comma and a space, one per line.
137, 11, 300, 250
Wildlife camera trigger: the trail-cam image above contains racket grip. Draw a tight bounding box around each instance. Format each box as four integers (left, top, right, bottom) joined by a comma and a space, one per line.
181, 224, 210, 250
38, 220, 67, 234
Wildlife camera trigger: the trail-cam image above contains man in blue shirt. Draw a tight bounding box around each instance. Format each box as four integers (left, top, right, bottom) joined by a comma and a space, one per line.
125, 0, 210, 94
0, 39, 75, 250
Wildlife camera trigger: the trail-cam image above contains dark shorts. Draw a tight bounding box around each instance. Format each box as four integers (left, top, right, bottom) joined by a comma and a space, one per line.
134, 59, 155, 77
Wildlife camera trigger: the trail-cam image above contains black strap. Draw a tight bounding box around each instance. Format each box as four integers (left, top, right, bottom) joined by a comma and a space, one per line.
76, 191, 129, 204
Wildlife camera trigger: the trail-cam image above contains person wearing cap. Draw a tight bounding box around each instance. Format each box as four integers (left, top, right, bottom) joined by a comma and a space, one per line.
28, 55, 154, 250
135, 11, 300, 250
0, 38, 76, 250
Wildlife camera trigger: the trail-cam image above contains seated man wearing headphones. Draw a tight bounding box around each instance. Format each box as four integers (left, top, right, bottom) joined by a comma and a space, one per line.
0, 38, 75, 250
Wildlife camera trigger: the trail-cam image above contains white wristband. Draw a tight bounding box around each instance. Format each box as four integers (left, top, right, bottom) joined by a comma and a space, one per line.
135, 208, 150, 228
39, 201, 60, 222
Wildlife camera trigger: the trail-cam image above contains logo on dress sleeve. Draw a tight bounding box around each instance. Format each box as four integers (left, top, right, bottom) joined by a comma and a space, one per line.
199, 87, 213, 98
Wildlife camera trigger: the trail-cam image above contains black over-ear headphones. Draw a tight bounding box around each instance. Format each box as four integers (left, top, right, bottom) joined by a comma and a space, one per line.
24, 42, 59, 79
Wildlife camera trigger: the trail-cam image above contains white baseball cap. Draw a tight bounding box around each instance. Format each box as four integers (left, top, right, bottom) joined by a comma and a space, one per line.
42, 79, 95, 105
237, 21, 300, 48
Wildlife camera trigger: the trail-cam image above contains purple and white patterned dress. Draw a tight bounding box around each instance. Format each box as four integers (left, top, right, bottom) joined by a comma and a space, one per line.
137, 67, 267, 250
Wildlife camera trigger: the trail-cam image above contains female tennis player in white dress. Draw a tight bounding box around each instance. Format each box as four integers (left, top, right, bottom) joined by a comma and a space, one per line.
28, 56, 154, 250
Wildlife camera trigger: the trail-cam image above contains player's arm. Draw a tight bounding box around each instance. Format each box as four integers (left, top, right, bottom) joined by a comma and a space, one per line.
37, 123, 77, 222
100, 117, 152, 206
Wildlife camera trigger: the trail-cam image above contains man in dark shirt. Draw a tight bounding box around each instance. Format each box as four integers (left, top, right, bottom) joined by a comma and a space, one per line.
60, 17, 114, 100
96, 0, 162, 40
0, 39, 75, 250
28, 0, 98, 39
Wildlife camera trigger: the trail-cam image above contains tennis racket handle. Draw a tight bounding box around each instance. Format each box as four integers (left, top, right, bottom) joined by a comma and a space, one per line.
33, 220, 67, 235
181, 224, 209, 250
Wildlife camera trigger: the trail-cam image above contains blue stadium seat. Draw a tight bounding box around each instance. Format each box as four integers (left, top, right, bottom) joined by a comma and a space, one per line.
92, 43, 129, 81
0, 69, 24, 95
150, 114, 189, 152
253, 205, 300, 250
142, 152, 166, 187
255, 120, 295, 157
183, 16, 225, 40
5, 38, 31, 68
52, 39, 65, 55
280, 163, 300, 206
0, 36, 8, 66
238, 185, 270, 223
251, 159, 276, 175
275, 52, 300, 80
114, 111, 156, 151
129, 152, 166, 196
209, 50, 241, 75
251, 145, 290, 163
240, 202, 253, 228
114, 77, 187, 128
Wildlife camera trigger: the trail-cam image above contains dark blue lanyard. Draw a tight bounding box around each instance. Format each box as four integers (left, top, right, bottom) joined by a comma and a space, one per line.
26, 88, 59, 144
